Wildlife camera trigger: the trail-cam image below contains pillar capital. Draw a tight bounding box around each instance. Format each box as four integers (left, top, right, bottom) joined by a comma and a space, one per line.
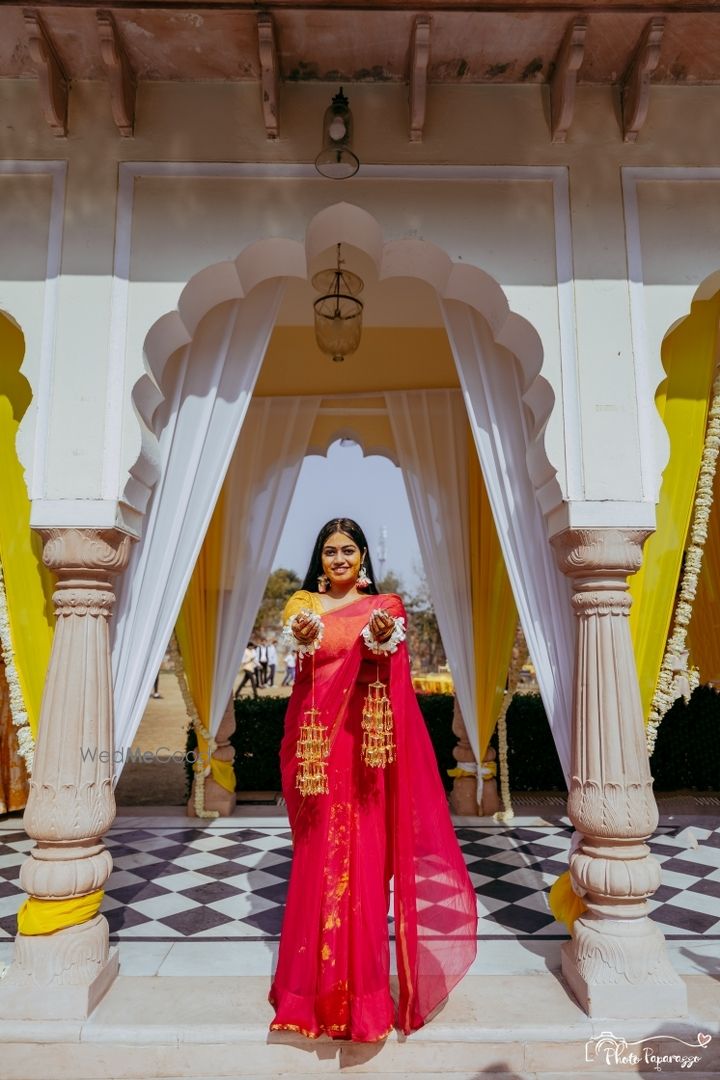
39, 526, 131, 580
551, 526, 650, 581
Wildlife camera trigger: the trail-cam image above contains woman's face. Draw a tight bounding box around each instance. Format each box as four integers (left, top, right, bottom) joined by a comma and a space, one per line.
321, 531, 363, 588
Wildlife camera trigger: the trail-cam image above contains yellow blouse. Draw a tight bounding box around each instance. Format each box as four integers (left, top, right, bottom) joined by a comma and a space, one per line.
283, 590, 325, 624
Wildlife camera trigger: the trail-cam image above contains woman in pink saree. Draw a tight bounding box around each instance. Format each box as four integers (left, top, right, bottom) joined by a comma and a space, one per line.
269, 518, 477, 1042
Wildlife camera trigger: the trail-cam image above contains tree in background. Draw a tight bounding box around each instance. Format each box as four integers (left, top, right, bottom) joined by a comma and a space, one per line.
405, 569, 446, 673
378, 569, 445, 673
255, 568, 301, 635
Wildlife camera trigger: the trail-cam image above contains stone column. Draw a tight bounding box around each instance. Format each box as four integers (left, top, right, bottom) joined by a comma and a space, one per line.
448, 699, 479, 816
0, 528, 130, 1019
187, 694, 237, 818
551, 527, 687, 1018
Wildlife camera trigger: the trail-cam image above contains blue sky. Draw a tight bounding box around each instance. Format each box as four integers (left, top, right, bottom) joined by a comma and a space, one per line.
272, 440, 423, 593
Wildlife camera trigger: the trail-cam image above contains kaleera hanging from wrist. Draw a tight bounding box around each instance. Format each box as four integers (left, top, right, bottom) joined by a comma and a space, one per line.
361, 665, 395, 768
296, 653, 330, 795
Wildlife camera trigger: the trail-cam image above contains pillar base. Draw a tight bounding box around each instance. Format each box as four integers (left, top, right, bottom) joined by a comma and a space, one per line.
0, 946, 118, 1020
561, 931, 688, 1019
187, 778, 237, 818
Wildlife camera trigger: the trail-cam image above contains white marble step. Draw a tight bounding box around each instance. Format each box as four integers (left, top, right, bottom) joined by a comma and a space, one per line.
1, 974, 718, 1079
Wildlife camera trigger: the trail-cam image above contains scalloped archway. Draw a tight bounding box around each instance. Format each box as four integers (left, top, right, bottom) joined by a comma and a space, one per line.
113, 202, 575, 783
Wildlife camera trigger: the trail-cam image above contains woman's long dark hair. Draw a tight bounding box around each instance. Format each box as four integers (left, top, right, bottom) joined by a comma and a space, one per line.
301, 518, 379, 595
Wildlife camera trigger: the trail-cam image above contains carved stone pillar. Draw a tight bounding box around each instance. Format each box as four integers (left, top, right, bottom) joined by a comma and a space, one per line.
449, 699, 479, 816
0, 528, 131, 1019
551, 527, 687, 1018
187, 694, 237, 818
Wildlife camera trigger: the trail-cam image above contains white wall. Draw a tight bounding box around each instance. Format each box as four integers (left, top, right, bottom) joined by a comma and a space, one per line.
1, 79, 719, 535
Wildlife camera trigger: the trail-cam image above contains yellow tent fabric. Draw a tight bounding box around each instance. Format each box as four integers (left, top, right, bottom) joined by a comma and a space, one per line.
175, 489, 235, 794
468, 433, 518, 760
0, 313, 54, 739
629, 296, 720, 719
688, 435, 720, 682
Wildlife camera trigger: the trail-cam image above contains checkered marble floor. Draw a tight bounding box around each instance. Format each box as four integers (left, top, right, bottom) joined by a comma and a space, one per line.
1, 819, 719, 941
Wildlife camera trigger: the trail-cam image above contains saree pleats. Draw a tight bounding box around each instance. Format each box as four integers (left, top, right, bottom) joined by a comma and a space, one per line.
269, 593, 477, 1041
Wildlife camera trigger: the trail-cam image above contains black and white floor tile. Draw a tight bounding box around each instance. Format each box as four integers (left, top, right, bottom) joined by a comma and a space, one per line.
1, 820, 719, 941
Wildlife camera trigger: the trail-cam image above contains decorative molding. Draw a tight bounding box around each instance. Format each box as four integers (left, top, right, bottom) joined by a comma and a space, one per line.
107, 162, 578, 535
409, 15, 431, 143
256, 12, 279, 140
621, 167, 720, 506
550, 16, 587, 144
96, 11, 136, 138
0, 161, 66, 505
23, 9, 68, 137
621, 17, 665, 143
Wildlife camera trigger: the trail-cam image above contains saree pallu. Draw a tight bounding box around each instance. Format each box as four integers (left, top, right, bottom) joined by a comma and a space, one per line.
269, 593, 477, 1041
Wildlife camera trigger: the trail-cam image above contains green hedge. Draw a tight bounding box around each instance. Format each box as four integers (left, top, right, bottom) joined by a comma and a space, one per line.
185, 692, 456, 796
185, 685, 720, 797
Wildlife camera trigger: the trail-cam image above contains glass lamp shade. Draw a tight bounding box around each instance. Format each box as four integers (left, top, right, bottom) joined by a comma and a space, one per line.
313, 294, 363, 362
315, 88, 359, 180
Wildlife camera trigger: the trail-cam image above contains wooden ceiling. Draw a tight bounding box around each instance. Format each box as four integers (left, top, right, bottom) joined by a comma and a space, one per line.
3, 2, 719, 140
2, 3, 720, 83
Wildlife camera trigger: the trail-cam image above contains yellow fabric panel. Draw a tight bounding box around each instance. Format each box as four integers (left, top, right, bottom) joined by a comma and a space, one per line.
283, 590, 323, 623
688, 324, 720, 682
0, 314, 54, 737
629, 296, 720, 718
17, 889, 104, 936
548, 870, 587, 934
468, 434, 517, 760
209, 757, 236, 793
175, 488, 226, 732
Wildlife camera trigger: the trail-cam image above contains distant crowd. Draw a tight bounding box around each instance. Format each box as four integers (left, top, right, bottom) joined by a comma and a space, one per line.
235, 638, 295, 699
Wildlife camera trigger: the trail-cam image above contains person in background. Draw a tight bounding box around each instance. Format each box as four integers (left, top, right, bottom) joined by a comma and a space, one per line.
266, 638, 278, 687
235, 642, 258, 699
256, 640, 268, 688
281, 651, 296, 686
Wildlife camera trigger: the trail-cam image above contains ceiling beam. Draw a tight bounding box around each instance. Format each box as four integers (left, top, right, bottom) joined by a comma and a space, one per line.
257, 12, 279, 139
409, 14, 431, 143
549, 15, 587, 143
621, 16, 665, 142
23, 8, 68, 136
96, 11, 136, 137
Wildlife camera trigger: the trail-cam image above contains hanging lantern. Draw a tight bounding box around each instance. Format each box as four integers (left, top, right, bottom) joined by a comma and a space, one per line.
315, 88, 360, 180
312, 244, 364, 363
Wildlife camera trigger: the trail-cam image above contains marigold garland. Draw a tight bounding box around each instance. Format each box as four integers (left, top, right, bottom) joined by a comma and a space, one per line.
492, 624, 528, 824
646, 370, 720, 755
168, 633, 219, 819
0, 557, 35, 774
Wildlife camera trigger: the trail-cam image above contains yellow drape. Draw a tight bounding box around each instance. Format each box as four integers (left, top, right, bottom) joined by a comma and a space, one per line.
17, 889, 104, 936
629, 296, 720, 718
0, 314, 54, 738
175, 489, 235, 793
688, 435, 720, 681
468, 433, 518, 760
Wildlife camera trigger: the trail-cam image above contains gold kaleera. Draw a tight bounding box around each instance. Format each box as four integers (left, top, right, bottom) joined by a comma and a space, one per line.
296, 652, 330, 796
361, 666, 396, 768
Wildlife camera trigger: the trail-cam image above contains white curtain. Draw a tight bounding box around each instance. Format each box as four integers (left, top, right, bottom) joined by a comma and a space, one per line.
111, 282, 285, 764
208, 395, 320, 734
442, 300, 575, 781
386, 389, 480, 767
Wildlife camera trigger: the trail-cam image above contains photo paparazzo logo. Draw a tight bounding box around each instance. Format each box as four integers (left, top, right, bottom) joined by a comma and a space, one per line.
585, 1030, 712, 1071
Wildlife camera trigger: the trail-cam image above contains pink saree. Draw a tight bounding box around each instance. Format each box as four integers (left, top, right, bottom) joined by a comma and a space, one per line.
269, 593, 477, 1041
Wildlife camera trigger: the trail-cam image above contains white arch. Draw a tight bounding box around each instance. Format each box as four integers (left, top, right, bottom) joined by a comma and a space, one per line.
125, 202, 561, 520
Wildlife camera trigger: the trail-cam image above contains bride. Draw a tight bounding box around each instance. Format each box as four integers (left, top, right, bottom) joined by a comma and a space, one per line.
268, 518, 477, 1042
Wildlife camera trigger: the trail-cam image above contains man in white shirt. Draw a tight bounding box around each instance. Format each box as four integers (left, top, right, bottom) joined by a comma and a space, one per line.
267, 638, 278, 687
